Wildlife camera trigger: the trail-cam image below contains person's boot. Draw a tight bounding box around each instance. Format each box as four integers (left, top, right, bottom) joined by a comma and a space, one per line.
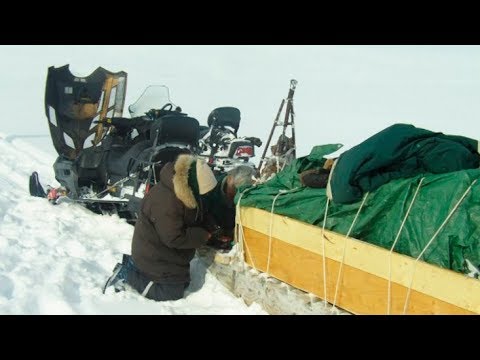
102, 255, 130, 294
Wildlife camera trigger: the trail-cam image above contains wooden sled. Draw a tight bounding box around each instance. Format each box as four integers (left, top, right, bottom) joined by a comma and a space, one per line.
229, 207, 480, 315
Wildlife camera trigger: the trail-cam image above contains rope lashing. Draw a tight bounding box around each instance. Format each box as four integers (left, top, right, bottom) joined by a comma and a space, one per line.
331, 192, 370, 312
321, 196, 331, 308
387, 177, 424, 315
266, 188, 300, 275
402, 178, 478, 314
235, 187, 258, 271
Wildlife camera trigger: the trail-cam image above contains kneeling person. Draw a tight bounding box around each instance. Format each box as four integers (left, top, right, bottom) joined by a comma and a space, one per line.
104, 154, 217, 301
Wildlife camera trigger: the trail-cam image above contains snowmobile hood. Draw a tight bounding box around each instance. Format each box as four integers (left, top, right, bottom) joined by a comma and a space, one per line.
44, 64, 127, 160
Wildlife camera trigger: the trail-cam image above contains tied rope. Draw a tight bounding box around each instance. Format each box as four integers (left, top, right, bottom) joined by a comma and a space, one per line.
331, 192, 370, 312
266, 188, 300, 275
402, 179, 477, 314
387, 177, 424, 315
235, 187, 258, 271
321, 197, 331, 308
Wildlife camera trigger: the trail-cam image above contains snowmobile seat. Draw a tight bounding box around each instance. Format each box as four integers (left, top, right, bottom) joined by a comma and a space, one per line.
207, 107, 240, 133
150, 115, 199, 148
152, 147, 192, 167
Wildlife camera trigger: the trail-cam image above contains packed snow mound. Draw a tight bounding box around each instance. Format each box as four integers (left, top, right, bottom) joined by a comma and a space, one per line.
0, 133, 266, 314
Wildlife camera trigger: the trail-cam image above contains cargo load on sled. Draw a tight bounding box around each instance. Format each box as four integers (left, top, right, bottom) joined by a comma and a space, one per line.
199, 124, 480, 315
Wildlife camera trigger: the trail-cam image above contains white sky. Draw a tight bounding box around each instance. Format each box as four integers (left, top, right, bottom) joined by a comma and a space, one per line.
1, 45, 480, 159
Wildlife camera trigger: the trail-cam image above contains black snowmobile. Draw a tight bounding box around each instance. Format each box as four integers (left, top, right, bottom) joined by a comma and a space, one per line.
31, 65, 199, 222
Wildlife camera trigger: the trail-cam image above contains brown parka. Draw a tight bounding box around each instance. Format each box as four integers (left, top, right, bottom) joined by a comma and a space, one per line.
131, 155, 210, 284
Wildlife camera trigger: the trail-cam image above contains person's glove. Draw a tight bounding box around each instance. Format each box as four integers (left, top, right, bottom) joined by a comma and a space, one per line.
208, 232, 234, 250
202, 213, 223, 240
207, 224, 223, 240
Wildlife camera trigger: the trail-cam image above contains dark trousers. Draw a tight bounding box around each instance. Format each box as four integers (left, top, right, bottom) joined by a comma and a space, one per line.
124, 255, 189, 302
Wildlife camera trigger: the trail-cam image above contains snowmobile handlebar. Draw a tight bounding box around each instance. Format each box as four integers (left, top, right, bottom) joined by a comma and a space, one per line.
145, 104, 184, 120
94, 102, 184, 128
94, 117, 147, 130
244, 137, 262, 147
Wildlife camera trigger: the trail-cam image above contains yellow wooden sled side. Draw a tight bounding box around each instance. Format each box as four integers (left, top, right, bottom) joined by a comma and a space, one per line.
237, 207, 480, 315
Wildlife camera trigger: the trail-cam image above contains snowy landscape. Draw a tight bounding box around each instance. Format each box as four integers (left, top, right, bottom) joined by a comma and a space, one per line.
0, 134, 266, 314
1, 45, 480, 314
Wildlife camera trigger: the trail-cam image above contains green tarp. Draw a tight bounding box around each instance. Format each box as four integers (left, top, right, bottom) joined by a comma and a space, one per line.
328, 124, 480, 204
236, 144, 480, 275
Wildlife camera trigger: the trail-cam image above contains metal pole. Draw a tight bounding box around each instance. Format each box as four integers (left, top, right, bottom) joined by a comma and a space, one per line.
258, 99, 285, 172
258, 79, 298, 172
290, 103, 296, 159
282, 79, 298, 135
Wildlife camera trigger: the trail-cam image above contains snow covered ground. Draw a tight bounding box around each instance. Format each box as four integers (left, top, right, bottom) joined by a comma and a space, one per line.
0, 133, 266, 314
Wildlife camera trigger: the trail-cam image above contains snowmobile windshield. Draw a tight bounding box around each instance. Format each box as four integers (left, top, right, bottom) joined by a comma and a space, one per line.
128, 85, 176, 118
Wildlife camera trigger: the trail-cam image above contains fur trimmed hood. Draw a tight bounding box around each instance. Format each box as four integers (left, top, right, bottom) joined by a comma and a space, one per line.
173, 154, 198, 209
171, 154, 218, 209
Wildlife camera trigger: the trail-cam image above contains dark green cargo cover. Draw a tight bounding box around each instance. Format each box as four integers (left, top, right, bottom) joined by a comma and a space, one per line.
329, 123, 480, 204
236, 143, 480, 275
